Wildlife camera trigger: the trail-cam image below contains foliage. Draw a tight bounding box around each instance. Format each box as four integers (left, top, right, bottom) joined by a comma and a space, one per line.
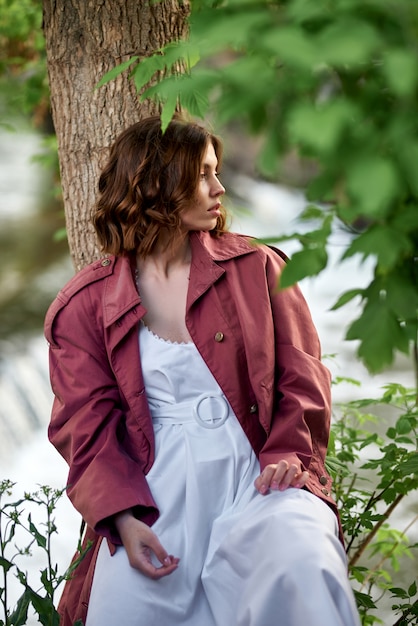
327, 381, 418, 625
0, 0, 46, 128
0, 482, 89, 626
98, 0, 418, 374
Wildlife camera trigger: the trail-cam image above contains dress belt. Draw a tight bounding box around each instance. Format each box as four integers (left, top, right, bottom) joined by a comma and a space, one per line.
150, 392, 230, 430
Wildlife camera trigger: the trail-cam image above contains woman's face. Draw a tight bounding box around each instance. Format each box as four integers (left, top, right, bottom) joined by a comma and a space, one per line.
180, 142, 225, 232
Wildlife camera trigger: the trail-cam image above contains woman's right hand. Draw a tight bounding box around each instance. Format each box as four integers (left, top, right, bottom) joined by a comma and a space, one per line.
114, 510, 180, 579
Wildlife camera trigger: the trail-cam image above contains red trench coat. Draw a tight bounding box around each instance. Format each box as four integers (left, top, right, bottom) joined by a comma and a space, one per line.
45, 231, 336, 626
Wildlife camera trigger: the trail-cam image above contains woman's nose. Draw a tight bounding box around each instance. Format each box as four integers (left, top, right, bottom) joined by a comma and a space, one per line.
214, 179, 226, 197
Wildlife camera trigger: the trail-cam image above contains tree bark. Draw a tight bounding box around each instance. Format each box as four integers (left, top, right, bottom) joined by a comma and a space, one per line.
43, 0, 189, 271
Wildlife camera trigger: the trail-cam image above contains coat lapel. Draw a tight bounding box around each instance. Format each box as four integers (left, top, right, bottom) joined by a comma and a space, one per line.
187, 231, 257, 308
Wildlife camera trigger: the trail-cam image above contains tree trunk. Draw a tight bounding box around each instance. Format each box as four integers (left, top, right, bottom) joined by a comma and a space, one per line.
42, 0, 189, 271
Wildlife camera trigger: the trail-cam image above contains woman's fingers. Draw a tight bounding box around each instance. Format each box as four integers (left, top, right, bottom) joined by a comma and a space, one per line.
132, 543, 180, 580
293, 470, 309, 489
254, 461, 309, 494
115, 511, 180, 579
138, 531, 180, 579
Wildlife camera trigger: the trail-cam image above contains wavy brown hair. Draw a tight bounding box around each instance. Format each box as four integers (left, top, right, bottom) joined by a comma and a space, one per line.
93, 114, 228, 257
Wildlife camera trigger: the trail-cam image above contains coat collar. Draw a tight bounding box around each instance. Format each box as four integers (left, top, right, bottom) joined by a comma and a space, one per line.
188, 231, 258, 307
102, 231, 258, 326
191, 230, 258, 261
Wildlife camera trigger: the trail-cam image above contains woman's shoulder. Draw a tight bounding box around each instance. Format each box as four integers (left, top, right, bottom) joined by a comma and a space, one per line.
54, 256, 118, 303
44, 255, 132, 342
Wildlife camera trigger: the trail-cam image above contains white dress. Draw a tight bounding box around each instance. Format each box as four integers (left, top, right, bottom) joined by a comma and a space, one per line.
86, 324, 361, 626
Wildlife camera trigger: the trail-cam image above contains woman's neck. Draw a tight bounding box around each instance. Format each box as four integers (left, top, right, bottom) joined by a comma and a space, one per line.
138, 231, 191, 278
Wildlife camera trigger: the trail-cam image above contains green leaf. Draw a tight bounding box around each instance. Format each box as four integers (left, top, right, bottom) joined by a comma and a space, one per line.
279, 246, 328, 288
288, 99, 357, 155
345, 157, 400, 217
141, 70, 211, 123
390, 587, 409, 599
345, 300, 410, 372
331, 288, 364, 311
133, 55, 166, 92
28, 514, 47, 549
28, 590, 59, 626
408, 581, 417, 597
306, 171, 336, 203
397, 143, 418, 196
0, 556, 13, 573
342, 225, 412, 271
287, 0, 331, 24
333, 376, 361, 386
160, 92, 178, 133
386, 427, 397, 440
353, 590, 377, 609
299, 205, 326, 221
215, 56, 276, 122
399, 453, 418, 477
8, 588, 31, 626
316, 20, 381, 66
391, 203, 418, 234
325, 455, 351, 477
133, 41, 199, 96
257, 129, 281, 177
384, 269, 418, 323
95, 56, 139, 89
180, 88, 209, 120
383, 49, 418, 97
191, 6, 269, 53
262, 26, 317, 69
396, 417, 413, 435
40, 568, 53, 597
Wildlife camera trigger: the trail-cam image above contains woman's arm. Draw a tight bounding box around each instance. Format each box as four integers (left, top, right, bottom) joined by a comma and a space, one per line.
255, 247, 332, 495
45, 290, 158, 543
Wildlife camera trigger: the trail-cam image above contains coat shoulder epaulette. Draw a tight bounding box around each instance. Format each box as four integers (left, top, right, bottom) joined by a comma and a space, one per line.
44, 256, 116, 344
56, 256, 116, 305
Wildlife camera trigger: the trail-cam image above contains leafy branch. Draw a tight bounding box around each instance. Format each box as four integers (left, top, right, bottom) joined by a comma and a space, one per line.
0, 482, 90, 626
328, 382, 418, 624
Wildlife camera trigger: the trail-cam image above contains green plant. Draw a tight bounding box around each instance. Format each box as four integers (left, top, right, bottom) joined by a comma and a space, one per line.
327, 381, 418, 625
0, 482, 87, 626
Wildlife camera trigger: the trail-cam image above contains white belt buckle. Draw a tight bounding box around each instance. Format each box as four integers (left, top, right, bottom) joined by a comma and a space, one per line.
193, 393, 229, 429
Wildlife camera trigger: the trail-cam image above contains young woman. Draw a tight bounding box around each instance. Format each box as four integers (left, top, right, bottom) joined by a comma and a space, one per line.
45, 114, 361, 626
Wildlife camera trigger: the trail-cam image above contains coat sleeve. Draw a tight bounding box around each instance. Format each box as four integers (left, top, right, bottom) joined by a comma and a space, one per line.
45, 290, 158, 544
258, 247, 332, 480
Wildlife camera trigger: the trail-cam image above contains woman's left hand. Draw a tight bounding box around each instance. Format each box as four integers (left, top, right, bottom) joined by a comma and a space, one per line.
254, 460, 309, 495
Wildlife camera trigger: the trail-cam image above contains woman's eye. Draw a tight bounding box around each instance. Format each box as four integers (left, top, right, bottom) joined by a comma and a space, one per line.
200, 171, 219, 180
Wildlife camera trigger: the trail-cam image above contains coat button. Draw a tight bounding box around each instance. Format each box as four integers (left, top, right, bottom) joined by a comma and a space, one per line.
321, 488, 330, 496
249, 404, 258, 414
101, 258, 111, 267
319, 476, 328, 485
214, 332, 224, 342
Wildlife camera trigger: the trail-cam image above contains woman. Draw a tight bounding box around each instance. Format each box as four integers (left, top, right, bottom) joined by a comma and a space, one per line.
45, 114, 360, 626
